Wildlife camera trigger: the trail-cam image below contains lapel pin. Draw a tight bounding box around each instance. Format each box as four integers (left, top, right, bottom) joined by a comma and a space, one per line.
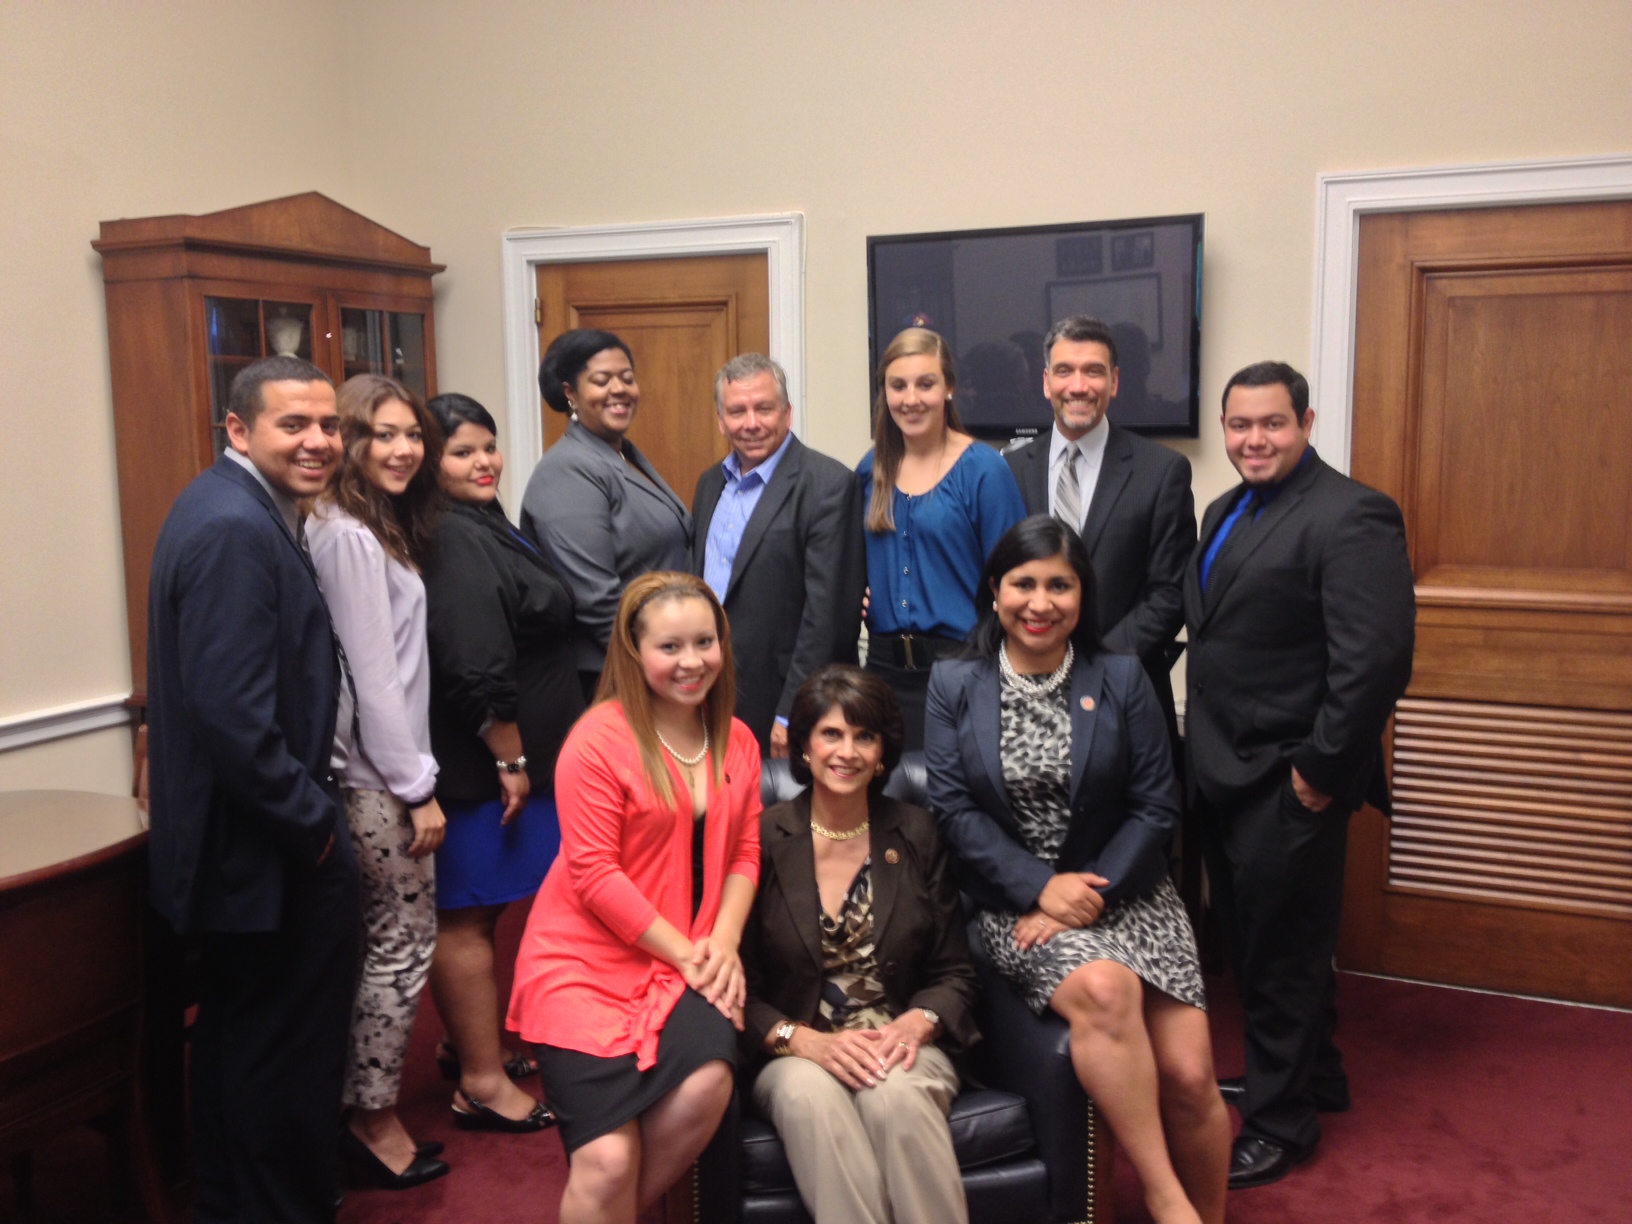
884, 848, 900, 865
1080, 696, 1095, 711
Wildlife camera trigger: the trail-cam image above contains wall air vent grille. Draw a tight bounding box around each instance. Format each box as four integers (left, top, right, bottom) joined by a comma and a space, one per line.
1388, 698, 1632, 920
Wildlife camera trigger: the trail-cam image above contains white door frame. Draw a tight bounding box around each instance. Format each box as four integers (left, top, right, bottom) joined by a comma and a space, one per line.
500, 213, 805, 500
1309, 154, 1632, 475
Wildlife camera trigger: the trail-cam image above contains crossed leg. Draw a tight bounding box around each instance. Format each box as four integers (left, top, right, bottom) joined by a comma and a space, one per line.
1050, 961, 1203, 1224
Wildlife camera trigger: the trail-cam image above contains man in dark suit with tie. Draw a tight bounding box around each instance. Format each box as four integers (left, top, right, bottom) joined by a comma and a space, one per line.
147, 355, 361, 1223
1185, 361, 1415, 1189
1004, 315, 1195, 746
692, 353, 865, 757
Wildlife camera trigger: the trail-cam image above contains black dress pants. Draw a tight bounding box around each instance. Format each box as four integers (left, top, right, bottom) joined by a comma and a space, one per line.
192, 846, 362, 1224
1196, 771, 1350, 1155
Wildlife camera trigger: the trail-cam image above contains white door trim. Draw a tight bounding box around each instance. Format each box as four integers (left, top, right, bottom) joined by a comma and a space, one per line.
1310, 154, 1632, 474
500, 213, 805, 500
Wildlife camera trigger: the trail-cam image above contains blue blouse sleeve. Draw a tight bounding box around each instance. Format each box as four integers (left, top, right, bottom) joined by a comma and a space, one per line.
964, 445, 1028, 564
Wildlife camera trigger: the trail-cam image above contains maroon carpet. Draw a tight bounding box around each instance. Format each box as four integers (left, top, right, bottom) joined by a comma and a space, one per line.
8, 903, 1630, 1223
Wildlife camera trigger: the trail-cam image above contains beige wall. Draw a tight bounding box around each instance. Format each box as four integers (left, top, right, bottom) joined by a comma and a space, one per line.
3, 0, 1630, 790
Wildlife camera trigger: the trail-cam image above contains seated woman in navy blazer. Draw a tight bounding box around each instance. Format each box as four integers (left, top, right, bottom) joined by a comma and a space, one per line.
924, 516, 1228, 1224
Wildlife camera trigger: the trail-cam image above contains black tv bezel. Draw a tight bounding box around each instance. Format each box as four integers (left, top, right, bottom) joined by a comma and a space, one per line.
866, 212, 1204, 441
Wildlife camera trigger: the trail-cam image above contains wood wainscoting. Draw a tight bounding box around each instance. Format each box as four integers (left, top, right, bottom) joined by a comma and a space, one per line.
1340, 200, 1632, 1007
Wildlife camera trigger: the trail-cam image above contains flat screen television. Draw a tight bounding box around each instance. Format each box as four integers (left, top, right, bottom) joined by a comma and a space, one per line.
867, 213, 1203, 440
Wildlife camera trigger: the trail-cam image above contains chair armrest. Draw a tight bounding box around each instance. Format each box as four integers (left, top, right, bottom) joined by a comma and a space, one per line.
968, 925, 1092, 1223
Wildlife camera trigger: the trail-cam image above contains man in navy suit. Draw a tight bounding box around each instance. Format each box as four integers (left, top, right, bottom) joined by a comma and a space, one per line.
147, 355, 361, 1223
1004, 316, 1194, 752
692, 353, 865, 756
1185, 361, 1414, 1188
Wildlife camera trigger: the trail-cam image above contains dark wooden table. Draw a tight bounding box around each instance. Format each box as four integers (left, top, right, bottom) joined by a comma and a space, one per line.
0, 789, 172, 1222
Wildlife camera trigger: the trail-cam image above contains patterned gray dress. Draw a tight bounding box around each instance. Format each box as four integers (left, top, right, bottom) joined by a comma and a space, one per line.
976, 670, 1206, 1014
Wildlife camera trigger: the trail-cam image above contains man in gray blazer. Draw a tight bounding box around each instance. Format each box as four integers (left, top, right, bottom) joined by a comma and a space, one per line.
1004, 316, 1195, 744
692, 354, 865, 756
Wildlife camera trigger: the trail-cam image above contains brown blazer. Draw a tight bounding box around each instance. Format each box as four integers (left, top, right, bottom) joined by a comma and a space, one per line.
741, 792, 980, 1058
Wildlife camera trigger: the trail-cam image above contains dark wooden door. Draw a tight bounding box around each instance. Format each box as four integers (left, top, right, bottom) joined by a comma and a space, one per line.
1341, 201, 1632, 1006
536, 253, 769, 508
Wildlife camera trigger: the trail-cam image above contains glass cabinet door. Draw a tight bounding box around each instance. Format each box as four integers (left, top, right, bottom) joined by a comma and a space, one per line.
340, 307, 429, 400
205, 297, 315, 451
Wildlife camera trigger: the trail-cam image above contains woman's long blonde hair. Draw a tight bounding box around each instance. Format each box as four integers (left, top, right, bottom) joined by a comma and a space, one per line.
596, 572, 737, 807
866, 327, 965, 534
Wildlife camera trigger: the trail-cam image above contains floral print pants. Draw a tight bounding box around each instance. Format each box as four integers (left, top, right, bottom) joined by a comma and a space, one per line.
342, 788, 436, 1110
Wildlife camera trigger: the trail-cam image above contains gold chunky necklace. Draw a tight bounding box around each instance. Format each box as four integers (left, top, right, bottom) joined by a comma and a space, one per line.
811, 817, 870, 841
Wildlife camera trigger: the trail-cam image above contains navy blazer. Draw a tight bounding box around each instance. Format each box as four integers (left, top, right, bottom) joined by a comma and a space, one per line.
691, 435, 865, 749
924, 652, 1179, 916
146, 455, 349, 934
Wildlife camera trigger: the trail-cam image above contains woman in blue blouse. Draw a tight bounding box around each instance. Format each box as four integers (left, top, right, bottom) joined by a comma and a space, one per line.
858, 327, 1026, 749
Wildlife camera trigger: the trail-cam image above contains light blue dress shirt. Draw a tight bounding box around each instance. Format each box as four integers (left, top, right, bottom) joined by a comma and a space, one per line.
702, 431, 795, 600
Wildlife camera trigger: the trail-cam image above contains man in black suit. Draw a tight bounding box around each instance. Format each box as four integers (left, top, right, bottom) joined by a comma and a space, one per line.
692, 353, 865, 757
1004, 315, 1195, 744
1185, 361, 1415, 1188
147, 355, 361, 1223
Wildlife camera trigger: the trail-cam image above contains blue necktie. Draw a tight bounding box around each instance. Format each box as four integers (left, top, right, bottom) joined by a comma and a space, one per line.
1199, 489, 1259, 592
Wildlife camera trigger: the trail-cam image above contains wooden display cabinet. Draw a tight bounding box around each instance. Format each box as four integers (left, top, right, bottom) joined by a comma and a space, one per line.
94, 193, 444, 694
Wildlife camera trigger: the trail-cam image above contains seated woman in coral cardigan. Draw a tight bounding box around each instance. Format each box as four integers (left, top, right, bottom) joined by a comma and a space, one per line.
508, 572, 762, 1224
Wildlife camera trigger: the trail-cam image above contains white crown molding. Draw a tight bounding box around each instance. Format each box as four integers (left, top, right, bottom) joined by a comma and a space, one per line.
0, 695, 133, 753
1310, 155, 1632, 474
500, 213, 806, 507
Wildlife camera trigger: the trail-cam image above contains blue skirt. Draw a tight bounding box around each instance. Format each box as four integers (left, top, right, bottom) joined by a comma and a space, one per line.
435, 793, 560, 910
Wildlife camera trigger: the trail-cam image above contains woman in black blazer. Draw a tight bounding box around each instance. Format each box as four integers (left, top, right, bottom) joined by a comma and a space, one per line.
422, 393, 581, 1134
742, 665, 978, 1224
924, 516, 1228, 1224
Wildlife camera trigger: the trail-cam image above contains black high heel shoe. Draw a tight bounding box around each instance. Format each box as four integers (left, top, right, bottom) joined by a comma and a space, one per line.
339, 1126, 450, 1190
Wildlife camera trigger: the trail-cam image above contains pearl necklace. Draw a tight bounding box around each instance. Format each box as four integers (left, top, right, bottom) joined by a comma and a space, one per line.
999, 641, 1075, 698
655, 720, 709, 767
811, 817, 870, 841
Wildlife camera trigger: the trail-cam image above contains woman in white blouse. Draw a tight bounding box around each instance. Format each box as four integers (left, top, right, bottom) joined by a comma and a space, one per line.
308, 374, 450, 1190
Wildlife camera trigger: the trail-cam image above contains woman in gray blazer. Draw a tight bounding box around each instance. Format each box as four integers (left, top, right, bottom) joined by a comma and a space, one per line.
520, 329, 692, 699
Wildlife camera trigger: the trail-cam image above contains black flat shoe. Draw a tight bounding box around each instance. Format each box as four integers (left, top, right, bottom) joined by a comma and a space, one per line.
339, 1127, 451, 1190
436, 1041, 538, 1082
416, 1140, 445, 1158
451, 1090, 556, 1133
1227, 1137, 1308, 1190
1218, 1075, 1350, 1113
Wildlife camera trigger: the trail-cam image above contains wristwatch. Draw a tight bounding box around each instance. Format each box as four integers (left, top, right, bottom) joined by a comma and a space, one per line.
919, 1007, 941, 1034
496, 755, 528, 774
772, 1020, 800, 1056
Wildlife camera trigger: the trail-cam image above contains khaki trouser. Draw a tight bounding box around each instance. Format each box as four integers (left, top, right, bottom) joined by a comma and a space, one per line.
751, 1043, 968, 1224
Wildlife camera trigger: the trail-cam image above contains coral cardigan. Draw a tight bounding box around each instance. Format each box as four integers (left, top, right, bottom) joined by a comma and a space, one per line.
508, 701, 762, 1068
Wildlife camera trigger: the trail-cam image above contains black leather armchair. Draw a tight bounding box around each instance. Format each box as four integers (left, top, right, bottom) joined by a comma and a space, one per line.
687, 754, 1112, 1223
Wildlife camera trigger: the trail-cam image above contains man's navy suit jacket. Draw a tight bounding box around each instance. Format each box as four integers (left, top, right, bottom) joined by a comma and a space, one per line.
146, 455, 346, 934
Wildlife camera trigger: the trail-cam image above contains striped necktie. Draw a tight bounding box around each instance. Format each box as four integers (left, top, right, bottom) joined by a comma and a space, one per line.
1055, 442, 1082, 530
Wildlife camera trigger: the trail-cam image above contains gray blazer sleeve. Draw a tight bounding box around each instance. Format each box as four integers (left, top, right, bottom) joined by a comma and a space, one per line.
521, 447, 624, 651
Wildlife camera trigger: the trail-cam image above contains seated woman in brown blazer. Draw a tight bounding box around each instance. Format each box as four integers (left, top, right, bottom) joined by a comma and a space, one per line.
741, 665, 978, 1224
